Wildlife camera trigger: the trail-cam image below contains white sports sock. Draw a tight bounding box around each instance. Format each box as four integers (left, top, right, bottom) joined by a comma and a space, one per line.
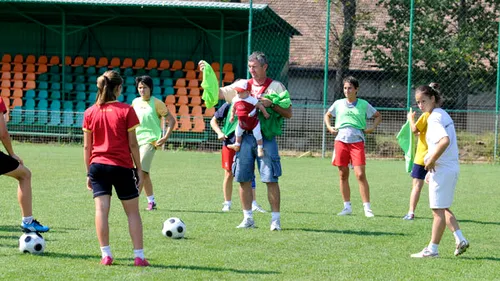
408, 211, 415, 215
363, 202, 371, 210
243, 209, 253, 219
224, 200, 232, 206
100, 245, 112, 258
271, 212, 280, 221
133, 249, 145, 259
453, 230, 466, 244
252, 200, 257, 206
428, 243, 439, 253
147, 195, 155, 203
22, 216, 33, 225
343, 202, 351, 209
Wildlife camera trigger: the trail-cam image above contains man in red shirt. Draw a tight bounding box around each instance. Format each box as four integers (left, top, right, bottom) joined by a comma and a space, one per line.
0, 98, 50, 233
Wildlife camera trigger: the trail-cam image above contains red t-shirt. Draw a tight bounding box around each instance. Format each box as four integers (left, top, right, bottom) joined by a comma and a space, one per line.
83, 101, 140, 168
0, 98, 7, 114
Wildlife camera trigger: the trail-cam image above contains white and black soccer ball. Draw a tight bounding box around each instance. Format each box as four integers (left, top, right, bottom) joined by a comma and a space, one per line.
162, 217, 186, 239
19, 232, 45, 254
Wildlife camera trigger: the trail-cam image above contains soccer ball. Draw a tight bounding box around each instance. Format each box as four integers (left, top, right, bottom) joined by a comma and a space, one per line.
19, 232, 45, 254
162, 217, 186, 239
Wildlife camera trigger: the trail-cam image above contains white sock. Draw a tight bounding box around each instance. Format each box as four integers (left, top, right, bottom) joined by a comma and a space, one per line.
133, 249, 145, 259
252, 200, 258, 206
243, 209, 253, 219
271, 212, 280, 221
224, 200, 231, 206
408, 211, 415, 215
257, 145, 263, 149
428, 243, 439, 253
343, 202, 351, 209
22, 216, 33, 225
453, 230, 466, 244
363, 202, 371, 211
100, 245, 112, 258
147, 195, 155, 203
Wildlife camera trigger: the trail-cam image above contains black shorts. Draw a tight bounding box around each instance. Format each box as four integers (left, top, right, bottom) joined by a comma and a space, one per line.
410, 163, 428, 180
88, 163, 139, 200
0, 151, 20, 175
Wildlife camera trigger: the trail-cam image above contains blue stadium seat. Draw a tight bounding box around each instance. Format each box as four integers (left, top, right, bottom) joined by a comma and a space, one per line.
37, 73, 49, 81
76, 92, 86, 101
63, 75, 73, 83
125, 77, 135, 85
64, 66, 72, 74
117, 94, 124, 102
75, 75, 86, 84
37, 90, 48, 100
162, 78, 173, 87
50, 100, 61, 111
35, 110, 48, 125
49, 91, 61, 100
24, 98, 35, 110
136, 68, 146, 76
73, 112, 84, 128
173, 70, 184, 79
63, 101, 73, 112
62, 111, 74, 126
153, 94, 162, 101
10, 107, 22, 124
153, 86, 162, 96
125, 85, 135, 94
86, 66, 96, 75
23, 109, 35, 125
87, 92, 96, 103
88, 84, 98, 93
49, 65, 59, 73
148, 69, 159, 77
50, 75, 61, 83
48, 111, 61, 126
98, 67, 107, 75
64, 83, 74, 92
50, 82, 61, 91
75, 84, 86, 92
152, 77, 160, 86
37, 99, 48, 110
87, 75, 97, 84
164, 86, 174, 96
73, 66, 84, 75
38, 81, 48, 90
126, 94, 135, 104
75, 101, 86, 112
25, 90, 36, 99
160, 70, 171, 78
123, 68, 134, 76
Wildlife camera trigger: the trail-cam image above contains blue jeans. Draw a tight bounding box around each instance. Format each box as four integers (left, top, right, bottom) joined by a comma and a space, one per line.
232, 133, 282, 183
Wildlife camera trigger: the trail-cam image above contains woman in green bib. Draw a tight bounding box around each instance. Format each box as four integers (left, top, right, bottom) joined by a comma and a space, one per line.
132, 76, 176, 210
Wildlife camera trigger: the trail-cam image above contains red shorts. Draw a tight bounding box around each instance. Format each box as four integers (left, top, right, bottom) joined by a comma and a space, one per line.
221, 145, 236, 171
332, 141, 366, 167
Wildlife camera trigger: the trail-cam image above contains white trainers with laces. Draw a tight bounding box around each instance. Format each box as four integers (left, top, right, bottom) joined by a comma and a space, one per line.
252, 203, 267, 213
337, 208, 352, 216
222, 203, 231, 212
236, 218, 255, 229
454, 240, 469, 256
270, 219, 281, 231
364, 209, 375, 218
411, 247, 439, 258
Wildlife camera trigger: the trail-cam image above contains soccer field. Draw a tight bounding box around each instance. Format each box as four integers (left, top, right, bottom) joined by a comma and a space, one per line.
0, 144, 498, 280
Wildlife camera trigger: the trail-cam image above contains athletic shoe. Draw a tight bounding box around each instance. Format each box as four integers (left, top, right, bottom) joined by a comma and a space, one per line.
403, 214, 415, 220
134, 257, 150, 267
364, 209, 375, 218
100, 256, 113, 266
252, 203, 267, 213
236, 218, 255, 229
410, 247, 439, 258
21, 219, 50, 233
222, 203, 231, 212
454, 240, 470, 256
146, 202, 157, 211
337, 208, 352, 216
270, 219, 281, 231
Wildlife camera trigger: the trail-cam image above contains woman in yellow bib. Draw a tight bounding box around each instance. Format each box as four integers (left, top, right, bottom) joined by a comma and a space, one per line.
132, 76, 176, 210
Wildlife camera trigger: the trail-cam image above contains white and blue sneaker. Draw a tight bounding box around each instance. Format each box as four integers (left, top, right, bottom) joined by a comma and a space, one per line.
236, 218, 255, 229
337, 208, 352, 216
270, 219, 281, 231
21, 219, 50, 233
411, 247, 439, 258
454, 240, 469, 256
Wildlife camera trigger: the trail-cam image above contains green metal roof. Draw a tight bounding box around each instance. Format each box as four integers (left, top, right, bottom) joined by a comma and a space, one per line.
0, 0, 300, 36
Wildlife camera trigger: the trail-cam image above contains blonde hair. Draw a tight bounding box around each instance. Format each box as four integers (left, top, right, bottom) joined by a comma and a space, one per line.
95, 70, 123, 105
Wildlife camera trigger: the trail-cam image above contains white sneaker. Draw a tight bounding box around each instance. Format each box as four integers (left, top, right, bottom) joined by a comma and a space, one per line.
364, 209, 375, 218
252, 203, 267, 213
236, 218, 255, 229
222, 203, 231, 212
411, 247, 439, 258
270, 219, 281, 231
454, 240, 469, 256
337, 208, 352, 216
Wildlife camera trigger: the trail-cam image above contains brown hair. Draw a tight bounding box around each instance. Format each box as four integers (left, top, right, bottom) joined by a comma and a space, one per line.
416, 82, 441, 106
343, 76, 359, 89
95, 70, 123, 105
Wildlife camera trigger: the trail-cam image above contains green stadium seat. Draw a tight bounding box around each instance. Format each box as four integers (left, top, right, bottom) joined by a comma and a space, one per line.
38, 81, 48, 90
37, 73, 48, 81
73, 112, 84, 127
49, 65, 59, 73
50, 83, 61, 91
86, 66, 96, 75
160, 70, 171, 78
73, 66, 84, 75
25, 90, 36, 99
74, 75, 85, 84
37, 99, 48, 110
152, 86, 161, 96
48, 111, 61, 126
37, 90, 48, 100
88, 84, 98, 93
123, 68, 134, 76
75, 91, 86, 101
24, 98, 35, 110
162, 78, 173, 87
148, 69, 159, 77
117, 94, 124, 102
64, 83, 73, 92
125, 76, 135, 85
136, 69, 146, 76
164, 86, 174, 96
75, 84, 86, 92
87, 75, 97, 84
173, 70, 184, 79
98, 67, 107, 75
35, 110, 48, 125
49, 91, 61, 100
87, 92, 96, 103
75, 101, 86, 112
50, 100, 61, 111
62, 112, 74, 126
10, 107, 22, 124
152, 77, 160, 86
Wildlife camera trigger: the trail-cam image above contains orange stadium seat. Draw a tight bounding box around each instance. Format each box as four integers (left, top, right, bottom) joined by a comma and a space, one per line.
72, 56, 84, 66
85, 57, 96, 67
204, 107, 215, 117
12, 64, 23, 73
12, 89, 23, 98
223, 63, 233, 73
25, 55, 36, 65
2, 71, 11, 80
189, 96, 201, 106
133, 58, 145, 69
48, 56, 60, 66
223, 72, 234, 85
97, 57, 108, 68
12, 54, 23, 64
1, 63, 11, 72
2, 54, 11, 63
1, 80, 10, 89
177, 114, 192, 132
157, 59, 170, 70
24, 72, 36, 82
187, 79, 199, 89
164, 95, 175, 105
166, 104, 176, 116
36, 64, 48, 74
176, 87, 187, 96
188, 88, 200, 96
1, 89, 10, 98
177, 105, 189, 116
173, 78, 186, 89
64, 56, 72, 66
185, 70, 196, 80
211, 62, 220, 72
37, 55, 48, 65
12, 72, 23, 81
121, 58, 133, 69
24, 81, 36, 90
2, 96, 10, 109
191, 106, 202, 117
183, 61, 195, 72
145, 59, 158, 70
109, 57, 121, 68
191, 116, 205, 132
170, 60, 182, 71
24, 64, 35, 73
176, 96, 188, 106
11, 97, 23, 109
12, 81, 23, 89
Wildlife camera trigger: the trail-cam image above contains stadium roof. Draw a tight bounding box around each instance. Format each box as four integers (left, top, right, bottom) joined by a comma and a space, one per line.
0, 0, 300, 36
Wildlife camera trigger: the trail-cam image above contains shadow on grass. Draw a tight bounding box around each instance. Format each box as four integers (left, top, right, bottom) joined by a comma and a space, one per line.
0, 234, 18, 240
459, 219, 500, 226
0, 225, 25, 232
459, 256, 500, 261
137, 263, 281, 274
167, 209, 226, 214
290, 228, 406, 236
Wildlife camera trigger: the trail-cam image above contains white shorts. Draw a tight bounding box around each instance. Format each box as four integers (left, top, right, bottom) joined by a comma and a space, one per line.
428, 169, 459, 209
139, 143, 157, 173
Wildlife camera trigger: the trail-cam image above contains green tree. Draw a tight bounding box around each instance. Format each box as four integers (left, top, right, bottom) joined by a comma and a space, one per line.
359, 0, 498, 114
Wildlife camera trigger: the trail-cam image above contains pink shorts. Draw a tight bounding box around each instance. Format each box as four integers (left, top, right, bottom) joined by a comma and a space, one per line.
332, 141, 366, 167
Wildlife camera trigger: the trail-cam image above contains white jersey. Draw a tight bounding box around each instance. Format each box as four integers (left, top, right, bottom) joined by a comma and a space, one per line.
425, 108, 459, 172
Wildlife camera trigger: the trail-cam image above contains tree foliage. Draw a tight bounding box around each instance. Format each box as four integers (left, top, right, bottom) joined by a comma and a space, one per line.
359, 0, 499, 109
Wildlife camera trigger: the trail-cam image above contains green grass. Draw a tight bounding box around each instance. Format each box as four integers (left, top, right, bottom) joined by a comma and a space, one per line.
0, 144, 498, 280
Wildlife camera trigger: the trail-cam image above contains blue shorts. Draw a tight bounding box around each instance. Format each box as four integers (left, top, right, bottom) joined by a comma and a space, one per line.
232, 133, 282, 183
410, 164, 427, 180
88, 163, 139, 200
